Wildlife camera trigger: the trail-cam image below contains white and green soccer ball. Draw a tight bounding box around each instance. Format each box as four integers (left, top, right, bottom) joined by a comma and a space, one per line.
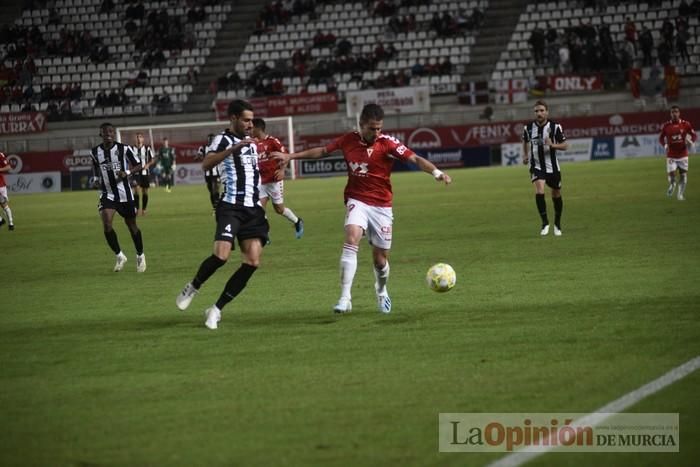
426, 263, 456, 293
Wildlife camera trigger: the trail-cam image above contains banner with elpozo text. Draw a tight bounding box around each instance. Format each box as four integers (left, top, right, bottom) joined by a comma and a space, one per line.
174, 163, 205, 185
6, 171, 61, 194
346, 86, 430, 117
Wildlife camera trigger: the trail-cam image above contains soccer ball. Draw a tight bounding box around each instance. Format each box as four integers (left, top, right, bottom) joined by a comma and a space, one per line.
426, 263, 456, 293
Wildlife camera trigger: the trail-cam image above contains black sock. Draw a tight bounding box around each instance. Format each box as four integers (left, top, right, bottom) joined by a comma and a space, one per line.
192, 254, 227, 289
215, 263, 258, 310
130, 229, 144, 255
134, 194, 140, 210
535, 194, 549, 226
104, 229, 121, 254
142, 193, 149, 211
553, 196, 563, 228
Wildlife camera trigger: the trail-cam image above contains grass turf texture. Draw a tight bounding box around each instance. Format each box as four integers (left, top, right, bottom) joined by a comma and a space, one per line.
1, 157, 698, 467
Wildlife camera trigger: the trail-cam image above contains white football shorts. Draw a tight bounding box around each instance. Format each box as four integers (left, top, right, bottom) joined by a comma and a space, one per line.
0, 186, 8, 203
344, 197, 393, 249
667, 157, 689, 173
259, 180, 284, 204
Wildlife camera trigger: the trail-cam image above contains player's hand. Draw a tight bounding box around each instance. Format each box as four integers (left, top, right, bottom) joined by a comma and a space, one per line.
273, 168, 285, 181
522, 156, 529, 165
437, 172, 452, 185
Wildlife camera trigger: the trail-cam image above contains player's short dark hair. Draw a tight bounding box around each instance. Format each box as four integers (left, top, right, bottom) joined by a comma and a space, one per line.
670, 104, 680, 110
252, 118, 266, 130
534, 100, 548, 110
360, 103, 384, 123
99, 122, 113, 131
228, 99, 253, 117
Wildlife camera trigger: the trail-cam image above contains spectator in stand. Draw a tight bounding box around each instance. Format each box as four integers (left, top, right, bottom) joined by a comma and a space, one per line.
529, 27, 546, 65
624, 17, 637, 54
100, 0, 115, 13
676, 19, 691, 63
639, 26, 654, 67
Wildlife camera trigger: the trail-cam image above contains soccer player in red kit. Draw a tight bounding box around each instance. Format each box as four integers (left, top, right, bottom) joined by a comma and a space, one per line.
270, 103, 452, 314
659, 105, 696, 200
252, 118, 304, 239
0, 151, 15, 230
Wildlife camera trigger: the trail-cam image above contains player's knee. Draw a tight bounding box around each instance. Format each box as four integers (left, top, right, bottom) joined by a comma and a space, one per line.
273, 203, 285, 214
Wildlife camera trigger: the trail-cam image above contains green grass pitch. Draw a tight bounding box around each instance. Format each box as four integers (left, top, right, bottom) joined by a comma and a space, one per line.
1, 157, 698, 467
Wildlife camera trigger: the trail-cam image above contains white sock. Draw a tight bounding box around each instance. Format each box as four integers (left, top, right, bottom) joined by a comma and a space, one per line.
679, 173, 687, 196
339, 243, 358, 300
3, 206, 12, 225
374, 261, 390, 295
281, 207, 299, 224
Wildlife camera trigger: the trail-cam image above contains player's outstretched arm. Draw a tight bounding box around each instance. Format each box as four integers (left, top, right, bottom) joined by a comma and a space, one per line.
270, 146, 327, 165
407, 154, 452, 185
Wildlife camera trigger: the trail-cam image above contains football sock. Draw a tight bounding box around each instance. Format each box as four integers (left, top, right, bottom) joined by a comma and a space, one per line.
668, 173, 676, 185
553, 196, 563, 228
3, 205, 13, 225
535, 194, 549, 226
142, 193, 149, 211
281, 207, 299, 224
192, 254, 226, 289
339, 243, 358, 300
679, 173, 687, 197
215, 263, 258, 310
130, 229, 144, 255
134, 194, 140, 210
374, 261, 390, 295
104, 229, 121, 254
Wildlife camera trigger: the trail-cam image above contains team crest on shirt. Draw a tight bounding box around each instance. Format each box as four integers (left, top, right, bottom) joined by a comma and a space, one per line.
367, 148, 373, 157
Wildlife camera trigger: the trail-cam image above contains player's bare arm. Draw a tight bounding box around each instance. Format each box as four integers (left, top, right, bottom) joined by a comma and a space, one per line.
522, 142, 530, 164
407, 154, 452, 184
0, 164, 11, 173
270, 146, 327, 165
202, 141, 252, 171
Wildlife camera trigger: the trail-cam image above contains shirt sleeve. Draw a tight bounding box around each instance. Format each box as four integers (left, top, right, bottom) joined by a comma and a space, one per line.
211, 134, 229, 153
687, 122, 697, 142
126, 145, 141, 166
385, 136, 415, 161
325, 134, 344, 154
522, 125, 530, 142
554, 123, 566, 143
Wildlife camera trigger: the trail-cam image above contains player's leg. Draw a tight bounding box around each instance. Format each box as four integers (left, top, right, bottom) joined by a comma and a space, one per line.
0, 187, 14, 230
100, 202, 126, 271
551, 187, 563, 236
204, 208, 268, 329
368, 205, 393, 313
667, 158, 678, 196
532, 176, 549, 235
177, 206, 240, 310
141, 183, 150, 215
205, 237, 263, 330
677, 158, 688, 200
134, 184, 142, 215
206, 175, 219, 210
335, 199, 367, 313
123, 207, 145, 272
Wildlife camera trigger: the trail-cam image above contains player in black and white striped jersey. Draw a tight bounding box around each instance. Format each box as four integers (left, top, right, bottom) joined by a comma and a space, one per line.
522, 100, 568, 236
176, 100, 269, 330
196, 133, 220, 212
91, 122, 147, 272
132, 132, 156, 216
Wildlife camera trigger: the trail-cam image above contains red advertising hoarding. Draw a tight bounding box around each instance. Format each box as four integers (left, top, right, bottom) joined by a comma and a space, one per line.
214, 93, 338, 120
0, 112, 47, 134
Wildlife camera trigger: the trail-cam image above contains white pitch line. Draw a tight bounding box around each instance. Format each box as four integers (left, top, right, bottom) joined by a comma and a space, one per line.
485, 355, 700, 467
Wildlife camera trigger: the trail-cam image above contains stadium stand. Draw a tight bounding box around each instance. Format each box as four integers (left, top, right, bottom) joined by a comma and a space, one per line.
0, 0, 230, 119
